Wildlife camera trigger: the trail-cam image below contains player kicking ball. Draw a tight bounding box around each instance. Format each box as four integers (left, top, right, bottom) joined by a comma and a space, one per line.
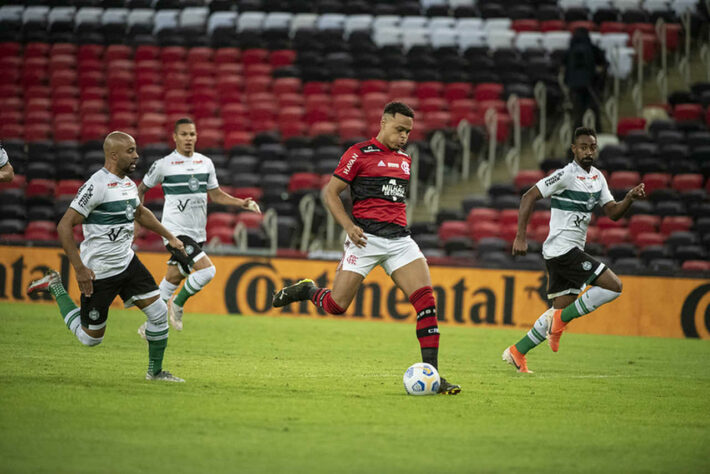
136, 118, 260, 337
271, 102, 460, 395
27, 131, 186, 382
503, 127, 646, 373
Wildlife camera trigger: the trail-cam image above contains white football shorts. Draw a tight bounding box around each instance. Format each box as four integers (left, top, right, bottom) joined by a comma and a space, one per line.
339, 232, 425, 277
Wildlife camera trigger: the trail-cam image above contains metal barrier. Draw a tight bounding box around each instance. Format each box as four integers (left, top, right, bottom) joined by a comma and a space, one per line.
456, 119, 472, 179
504, 93, 521, 177
233, 221, 248, 251
631, 30, 645, 115
679, 12, 692, 88
430, 130, 446, 195
262, 208, 278, 255
477, 108, 498, 191
532, 81, 547, 163
655, 19, 668, 103
406, 142, 419, 223
604, 46, 620, 134
299, 193, 316, 252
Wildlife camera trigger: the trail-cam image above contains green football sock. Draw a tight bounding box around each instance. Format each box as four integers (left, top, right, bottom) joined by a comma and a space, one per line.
49, 280, 78, 320
172, 282, 194, 307
514, 311, 550, 355
148, 339, 167, 375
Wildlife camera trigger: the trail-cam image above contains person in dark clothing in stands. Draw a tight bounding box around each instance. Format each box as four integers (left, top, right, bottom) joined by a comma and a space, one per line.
563, 28, 607, 130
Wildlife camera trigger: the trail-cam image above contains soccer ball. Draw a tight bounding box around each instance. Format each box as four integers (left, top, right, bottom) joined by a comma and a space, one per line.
403, 362, 440, 395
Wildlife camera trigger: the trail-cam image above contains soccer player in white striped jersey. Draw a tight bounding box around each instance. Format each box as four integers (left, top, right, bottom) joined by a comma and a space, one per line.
137, 118, 260, 335
27, 131, 186, 382
503, 127, 646, 373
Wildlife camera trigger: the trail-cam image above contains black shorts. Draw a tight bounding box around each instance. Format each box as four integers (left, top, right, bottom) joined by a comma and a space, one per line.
544, 247, 606, 299
80, 255, 159, 330
166, 235, 206, 276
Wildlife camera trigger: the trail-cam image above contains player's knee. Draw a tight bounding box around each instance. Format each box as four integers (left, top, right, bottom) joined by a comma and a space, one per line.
77, 329, 103, 347
192, 265, 216, 286
608, 274, 623, 293
143, 298, 168, 325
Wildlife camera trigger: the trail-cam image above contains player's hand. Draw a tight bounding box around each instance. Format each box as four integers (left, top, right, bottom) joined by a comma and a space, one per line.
243, 197, 261, 214
626, 183, 646, 201
512, 234, 528, 256
76, 265, 96, 297
167, 236, 186, 255
346, 224, 367, 248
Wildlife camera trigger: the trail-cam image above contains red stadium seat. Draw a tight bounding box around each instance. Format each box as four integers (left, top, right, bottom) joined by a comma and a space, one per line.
443, 82, 473, 102
599, 228, 630, 246
499, 209, 518, 226
332, 94, 359, 110
303, 81, 330, 95
634, 232, 665, 248
360, 80, 388, 95
517, 98, 537, 128
530, 210, 550, 228
54, 123, 81, 142
242, 48, 269, 65
470, 221, 501, 241
474, 83, 503, 101
235, 212, 264, 229
567, 21, 596, 32
1, 123, 23, 139
596, 216, 627, 230
438, 220, 469, 242
25, 179, 56, 198
224, 131, 254, 148
77, 44, 104, 61
24, 43, 51, 58
362, 92, 389, 111
269, 49, 296, 67
197, 128, 223, 149
422, 111, 451, 131
331, 78, 360, 96
214, 47, 241, 64
389, 80, 417, 98
616, 117, 646, 137
105, 45, 133, 61
25, 123, 52, 142
673, 104, 703, 122
681, 260, 710, 271
609, 171, 641, 191
512, 19, 540, 32
207, 226, 235, 244
642, 172, 671, 194
671, 173, 703, 191
415, 81, 444, 100
586, 226, 599, 243
514, 170, 544, 191
55, 179, 83, 198
660, 216, 692, 236
628, 214, 659, 238
500, 222, 519, 242
207, 212, 236, 229
600, 22, 627, 34
338, 119, 367, 140
272, 77, 302, 95
467, 208, 499, 224
232, 187, 263, 201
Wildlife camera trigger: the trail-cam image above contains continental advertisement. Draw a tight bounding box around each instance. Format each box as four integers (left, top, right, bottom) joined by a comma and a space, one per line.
1, 245, 709, 339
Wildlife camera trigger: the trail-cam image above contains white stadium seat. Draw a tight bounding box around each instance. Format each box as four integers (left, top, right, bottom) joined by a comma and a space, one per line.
543, 31, 572, 51
237, 11, 265, 32
431, 28, 458, 48
487, 29, 516, 49
153, 9, 178, 35
515, 32, 544, 51
180, 7, 209, 30
457, 29, 486, 50
317, 13, 346, 31
74, 7, 103, 31
373, 27, 403, 47
289, 13, 317, 35
401, 16, 429, 29
344, 14, 373, 37
403, 28, 431, 50
263, 12, 293, 31
428, 16, 456, 31
207, 11, 236, 36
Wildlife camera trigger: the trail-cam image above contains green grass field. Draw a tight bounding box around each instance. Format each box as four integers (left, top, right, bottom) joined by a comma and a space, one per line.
1, 302, 708, 474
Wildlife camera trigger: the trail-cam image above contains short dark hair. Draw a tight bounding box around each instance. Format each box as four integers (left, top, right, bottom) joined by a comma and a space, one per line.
383, 102, 414, 118
174, 117, 195, 132
573, 127, 596, 142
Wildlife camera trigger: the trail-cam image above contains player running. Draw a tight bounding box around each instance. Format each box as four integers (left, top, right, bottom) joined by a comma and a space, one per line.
502, 127, 646, 373
137, 118, 260, 336
27, 131, 186, 382
271, 102, 461, 395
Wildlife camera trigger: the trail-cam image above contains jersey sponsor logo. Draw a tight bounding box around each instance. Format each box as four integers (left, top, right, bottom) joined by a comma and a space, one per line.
108, 182, 118, 188
401, 161, 410, 175
342, 153, 359, 175
106, 227, 122, 241
378, 160, 386, 167
171, 160, 184, 165
146, 161, 158, 178
544, 172, 563, 187
577, 176, 586, 180
382, 179, 406, 201
193, 160, 203, 164
573, 214, 588, 228
188, 176, 200, 191
359, 144, 382, 154
77, 184, 94, 207
177, 198, 190, 212
387, 162, 399, 168
582, 261, 592, 271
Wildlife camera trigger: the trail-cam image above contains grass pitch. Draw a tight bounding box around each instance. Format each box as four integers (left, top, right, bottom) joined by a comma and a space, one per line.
0, 302, 708, 474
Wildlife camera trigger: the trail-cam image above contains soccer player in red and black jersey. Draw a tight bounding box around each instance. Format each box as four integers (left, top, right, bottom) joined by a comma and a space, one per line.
272, 102, 461, 395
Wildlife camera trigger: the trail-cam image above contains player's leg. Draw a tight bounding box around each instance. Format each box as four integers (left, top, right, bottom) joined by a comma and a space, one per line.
170, 254, 216, 329
386, 239, 460, 395
122, 256, 183, 382
135, 296, 183, 382
139, 263, 184, 338
547, 250, 616, 351
27, 269, 109, 346
272, 233, 380, 312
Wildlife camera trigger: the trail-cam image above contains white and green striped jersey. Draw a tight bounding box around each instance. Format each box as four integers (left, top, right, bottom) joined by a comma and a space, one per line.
535, 161, 614, 259
141, 150, 219, 243
69, 168, 138, 279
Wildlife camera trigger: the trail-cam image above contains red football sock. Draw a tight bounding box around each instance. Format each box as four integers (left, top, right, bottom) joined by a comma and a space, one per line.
311, 288, 345, 315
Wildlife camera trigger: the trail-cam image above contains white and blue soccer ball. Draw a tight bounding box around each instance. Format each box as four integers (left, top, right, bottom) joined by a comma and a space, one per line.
403, 362, 440, 395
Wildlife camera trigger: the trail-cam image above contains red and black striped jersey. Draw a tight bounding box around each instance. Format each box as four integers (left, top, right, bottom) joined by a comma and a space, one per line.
333, 138, 411, 238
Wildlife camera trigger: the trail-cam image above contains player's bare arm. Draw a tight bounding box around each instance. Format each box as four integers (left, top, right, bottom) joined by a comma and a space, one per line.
603, 183, 646, 221
137, 181, 149, 204
512, 185, 543, 256
134, 204, 186, 253
0, 162, 14, 182
206, 187, 260, 213
324, 176, 367, 248
57, 208, 96, 296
